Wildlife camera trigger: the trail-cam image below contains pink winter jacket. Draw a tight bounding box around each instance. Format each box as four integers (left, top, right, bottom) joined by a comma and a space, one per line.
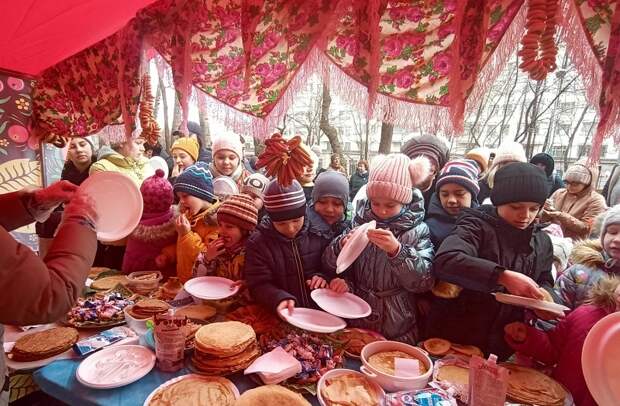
506, 305, 610, 406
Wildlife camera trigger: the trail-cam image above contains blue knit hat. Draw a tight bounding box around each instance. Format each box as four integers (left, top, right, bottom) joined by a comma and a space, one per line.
435, 159, 481, 199
264, 179, 307, 221
173, 162, 215, 203
312, 170, 349, 208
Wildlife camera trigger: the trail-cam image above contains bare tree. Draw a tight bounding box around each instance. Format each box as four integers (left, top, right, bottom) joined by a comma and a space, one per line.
171, 96, 183, 134
319, 83, 343, 157
378, 122, 394, 154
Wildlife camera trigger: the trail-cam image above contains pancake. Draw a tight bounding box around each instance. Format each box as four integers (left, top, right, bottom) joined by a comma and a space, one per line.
234, 385, 311, 406
367, 350, 427, 376
194, 343, 260, 368
11, 327, 79, 362
423, 338, 451, 356
148, 376, 236, 406
321, 373, 379, 406
194, 321, 255, 356
91, 275, 128, 290
175, 304, 216, 321
450, 343, 484, 358
504, 364, 566, 406
437, 365, 470, 386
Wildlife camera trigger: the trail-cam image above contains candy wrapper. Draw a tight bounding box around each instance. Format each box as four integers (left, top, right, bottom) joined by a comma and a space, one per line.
73, 326, 136, 356
468, 354, 508, 406
385, 386, 457, 406
153, 311, 188, 372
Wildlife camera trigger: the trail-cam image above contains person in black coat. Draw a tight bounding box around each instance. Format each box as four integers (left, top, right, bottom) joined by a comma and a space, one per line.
425, 159, 480, 248
530, 152, 564, 197
429, 163, 556, 360
245, 180, 340, 314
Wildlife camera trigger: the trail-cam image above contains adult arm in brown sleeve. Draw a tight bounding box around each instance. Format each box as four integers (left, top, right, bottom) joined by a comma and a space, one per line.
555, 193, 607, 237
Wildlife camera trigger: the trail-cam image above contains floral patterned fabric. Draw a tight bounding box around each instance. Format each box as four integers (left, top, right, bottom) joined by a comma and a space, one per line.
27, 0, 612, 146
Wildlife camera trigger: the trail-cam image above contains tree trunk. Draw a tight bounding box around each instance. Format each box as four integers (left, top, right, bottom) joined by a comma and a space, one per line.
319, 83, 343, 157
378, 122, 394, 154
158, 75, 171, 150
253, 137, 265, 156
171, 96, 183, 135
197, 107, 210, 147
563, 105, 590, 171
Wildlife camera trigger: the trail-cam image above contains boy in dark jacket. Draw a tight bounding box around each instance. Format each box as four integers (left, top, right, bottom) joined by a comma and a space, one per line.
245, 180, 339, 315
431, 162, 556, 360
425, 159, 480, 248
308, 170, 351, 240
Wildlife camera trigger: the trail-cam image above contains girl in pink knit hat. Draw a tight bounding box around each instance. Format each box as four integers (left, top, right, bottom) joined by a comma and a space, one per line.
323, 153, 435, 344
210, 134, 251, 188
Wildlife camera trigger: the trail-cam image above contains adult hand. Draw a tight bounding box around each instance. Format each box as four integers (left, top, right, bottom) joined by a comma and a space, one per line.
155, 254, 169, 269
504, 322, 527, 343
306, 275, 328, 290
175, 214, 191, 236
367, 228, 400, 256
276, 299, 295, 318
231, 279, 246, 290
499, 270, 544, 299
205, 238, 226, 261
34, 180, 78, 209
62, 192, 98, 226
329, 278, 349, 293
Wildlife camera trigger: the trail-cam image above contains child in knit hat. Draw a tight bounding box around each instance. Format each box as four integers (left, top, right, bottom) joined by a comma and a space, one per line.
170, 137, 199, 177
213, 176, 239, 202
323, 154, 435, 344
122, 169, 178, 277
245, 179, 338, 315
241, 172, 270, 221
432, 162, 556, 359
156, 162, 219, 283
210, 134, 250, 188
477, 141, 527, 203
192, 193, 259, 310
307, 171, 350, 239
554, 205, 620, 309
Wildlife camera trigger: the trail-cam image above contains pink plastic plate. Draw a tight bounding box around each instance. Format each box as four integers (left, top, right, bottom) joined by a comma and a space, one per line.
184, 276, 240, 300
336, 221, 376, 274
76, 345, 155, 389
582, 312, 620, 406
278, 307, 346, 333
78, 172, 143, 242
311, 289, 371, 319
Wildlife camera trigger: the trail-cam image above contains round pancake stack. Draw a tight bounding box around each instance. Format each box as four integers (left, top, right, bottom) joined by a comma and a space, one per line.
174, 304, 216, 322
235, 385, 310, 406
127, 299, 171, 319
192, 321, 259, 375
148, 376, 236, 406
10, 327, 79, 362
504, 364, 566, 406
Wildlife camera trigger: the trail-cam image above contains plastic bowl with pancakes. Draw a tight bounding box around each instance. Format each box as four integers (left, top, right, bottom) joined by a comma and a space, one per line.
359, 340, 432, 392
317, 369, 385, 406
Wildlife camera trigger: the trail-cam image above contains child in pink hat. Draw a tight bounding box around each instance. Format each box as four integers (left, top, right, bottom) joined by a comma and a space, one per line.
122, 169, 178, 277
323, 153, 435, 344
209, 134, 251, 188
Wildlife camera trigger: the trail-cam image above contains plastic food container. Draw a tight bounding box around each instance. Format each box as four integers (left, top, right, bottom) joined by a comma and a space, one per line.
123, 305, 151, 335
127, 271, 162, 295
360, 340, 433, 392
317, 368, 386, 406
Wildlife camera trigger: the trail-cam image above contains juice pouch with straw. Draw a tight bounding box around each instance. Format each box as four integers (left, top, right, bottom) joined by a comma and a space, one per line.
153, 311, 187, 372
468, 354, 508, 406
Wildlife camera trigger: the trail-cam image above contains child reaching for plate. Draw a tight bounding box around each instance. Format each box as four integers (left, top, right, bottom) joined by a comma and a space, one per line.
505, 276, 620, 406
192, 193, 259, 309
431, 162, 556, 360
245, 180, 338, 316
323, 154, 435, 344
155, 162, 219, 283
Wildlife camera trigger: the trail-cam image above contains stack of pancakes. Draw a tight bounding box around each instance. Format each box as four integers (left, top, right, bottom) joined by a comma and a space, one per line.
127, 299, 171, 319
192, 321, 259, 375
10, 327, 79, 362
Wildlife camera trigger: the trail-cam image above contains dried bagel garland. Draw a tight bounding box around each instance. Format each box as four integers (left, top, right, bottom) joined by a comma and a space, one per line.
255, 133, 313, 187
139, 73, 161, 146
518, 0, 558, 81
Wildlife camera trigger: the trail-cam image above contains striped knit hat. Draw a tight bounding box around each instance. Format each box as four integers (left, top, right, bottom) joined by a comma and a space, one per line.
367, 154, 431, 204
401, 134, 450, 170
436, 159, 480, 199
217, 193, 259, 231
173, 162, 216, 203
241, 172, 270, 199
264, 179, 307, 221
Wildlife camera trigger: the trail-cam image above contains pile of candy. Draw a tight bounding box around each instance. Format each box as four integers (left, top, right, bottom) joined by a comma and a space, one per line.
67, 293, 134, 325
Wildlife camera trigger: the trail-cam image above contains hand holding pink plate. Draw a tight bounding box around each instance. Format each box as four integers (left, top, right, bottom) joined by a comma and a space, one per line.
278, 307, 346, 333
336, 220, 376, 274
311, 289, 371, 319
184, 276, 240, 300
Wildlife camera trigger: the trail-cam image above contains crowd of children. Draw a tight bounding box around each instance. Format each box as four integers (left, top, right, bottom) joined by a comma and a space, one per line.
62, 131, 620, 404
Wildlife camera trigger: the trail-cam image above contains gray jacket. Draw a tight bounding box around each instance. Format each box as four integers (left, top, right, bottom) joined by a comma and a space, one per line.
323, 190, 434, 343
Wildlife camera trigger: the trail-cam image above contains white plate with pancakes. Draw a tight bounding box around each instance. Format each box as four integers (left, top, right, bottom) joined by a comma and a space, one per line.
143, 374, 239, 406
